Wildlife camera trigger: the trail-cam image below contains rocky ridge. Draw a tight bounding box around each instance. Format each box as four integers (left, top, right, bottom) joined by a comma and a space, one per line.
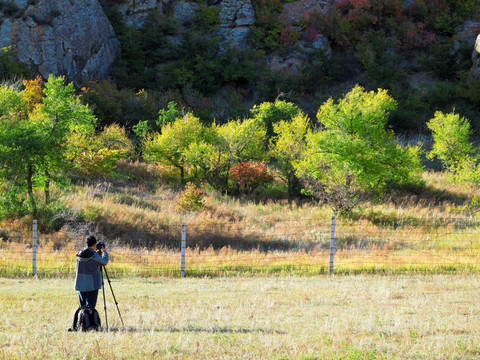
1, 0, 480, 85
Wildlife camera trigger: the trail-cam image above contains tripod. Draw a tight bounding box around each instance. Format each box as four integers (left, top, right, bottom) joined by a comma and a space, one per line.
101, 266, 125, 331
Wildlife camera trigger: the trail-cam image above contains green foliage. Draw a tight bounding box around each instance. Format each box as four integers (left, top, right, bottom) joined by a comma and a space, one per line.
270, 113, 310, 196
388, 86, 431, 133
67, 124, 134, 176
297, 50, 343, 94
419, 39, 472, 80
451, 195, 480, 215
250, 0, 284, 52
143, 113, 204, 183
0, 75, 96, 217
194, 5, 220, 30
157, 101, 182, 128
0, 47, 33, 81
184, 117, 267, 190
133, 100, 183, 139
176, 182, 205, 212
296, 86, 424, 214
159, 29, 248, 95
81, 80, 161, 132
250, 99, 302, 143
355, 30, 405, 88
251, 23, 283, 52
426, 111, 477, 181
107, 10, 178, 89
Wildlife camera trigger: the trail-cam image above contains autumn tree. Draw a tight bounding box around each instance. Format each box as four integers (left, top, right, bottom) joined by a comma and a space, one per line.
0, 75, 96, 217
250, 99, 303, 146
67, 124, 134, 176
270, 113, 310, 196
296, 86, 424, 214
426, 111, 478, 182
184, 117, 266, 190
142, 112, 203, 183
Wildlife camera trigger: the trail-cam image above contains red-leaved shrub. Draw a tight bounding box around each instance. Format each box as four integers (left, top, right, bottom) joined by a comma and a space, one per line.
229, 162, 274, 194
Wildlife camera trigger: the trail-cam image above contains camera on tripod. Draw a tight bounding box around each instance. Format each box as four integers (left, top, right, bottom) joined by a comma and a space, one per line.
96, 241, 105, 253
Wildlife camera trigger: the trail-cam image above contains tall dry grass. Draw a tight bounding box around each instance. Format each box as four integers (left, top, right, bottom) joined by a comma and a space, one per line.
1, 165, 479, 276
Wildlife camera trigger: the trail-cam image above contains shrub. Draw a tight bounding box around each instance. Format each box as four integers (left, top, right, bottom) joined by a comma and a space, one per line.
279, 25, 301, 50
68, 124, 134, 176
176, 182, 205, 212
229, 162, 274, 194
195, 5, 220, 30
305, 26, 318, 42
0, 47, 33, 81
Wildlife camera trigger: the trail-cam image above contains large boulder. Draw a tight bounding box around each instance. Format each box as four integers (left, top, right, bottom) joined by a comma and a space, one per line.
0, 0, 120, 85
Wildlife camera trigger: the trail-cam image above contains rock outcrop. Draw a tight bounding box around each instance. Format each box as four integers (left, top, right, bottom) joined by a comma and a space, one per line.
115, 0, 163, 29
0, 0, 120, 85
218, 0, 255, 49
470, 34, 480, 80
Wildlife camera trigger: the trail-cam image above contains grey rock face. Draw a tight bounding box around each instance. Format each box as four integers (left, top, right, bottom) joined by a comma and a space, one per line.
0, 0, 120, 85
218, 0, 255, 49
172, 0, 198, 24
115, 0, 163, 29
470, 34, 480, 80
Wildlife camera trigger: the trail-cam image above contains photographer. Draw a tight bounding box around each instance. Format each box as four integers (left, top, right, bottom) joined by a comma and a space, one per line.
74, 235, 109, 309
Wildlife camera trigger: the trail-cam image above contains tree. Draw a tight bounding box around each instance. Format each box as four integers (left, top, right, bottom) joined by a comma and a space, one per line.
142, 112, 203, 183
270, 113, 310, 196
184, 117, 267, 190
250, 99, 303, 145
67, 124, 134, 176
295, 85, 424, 214
0, 75, 96, 217
426, 111, 477, 182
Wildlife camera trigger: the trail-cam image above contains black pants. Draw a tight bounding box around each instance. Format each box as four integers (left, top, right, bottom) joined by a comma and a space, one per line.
78, 290, 99, 309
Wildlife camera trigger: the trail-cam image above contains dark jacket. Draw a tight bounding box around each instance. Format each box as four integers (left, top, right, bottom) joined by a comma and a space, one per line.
74, 248, 109, 292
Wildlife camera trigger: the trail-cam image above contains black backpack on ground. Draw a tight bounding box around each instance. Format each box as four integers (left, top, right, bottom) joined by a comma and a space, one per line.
68, 306, 101, 332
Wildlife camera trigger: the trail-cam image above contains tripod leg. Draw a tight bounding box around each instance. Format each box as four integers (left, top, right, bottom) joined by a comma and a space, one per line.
101, 267, 108, 331
103, 267, 125, 328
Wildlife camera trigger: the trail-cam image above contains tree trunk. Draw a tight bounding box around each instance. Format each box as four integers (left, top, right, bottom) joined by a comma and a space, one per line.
27, 164, 37, 218
45, 169, 50, 204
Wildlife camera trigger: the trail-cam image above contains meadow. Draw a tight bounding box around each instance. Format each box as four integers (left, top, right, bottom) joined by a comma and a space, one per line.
1, 168, 480, 278
1, 275, 479, 359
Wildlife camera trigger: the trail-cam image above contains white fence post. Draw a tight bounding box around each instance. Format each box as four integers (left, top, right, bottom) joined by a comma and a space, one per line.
181, 223, 186, 278
329, 215, 335, 275
32, 220, 37, 277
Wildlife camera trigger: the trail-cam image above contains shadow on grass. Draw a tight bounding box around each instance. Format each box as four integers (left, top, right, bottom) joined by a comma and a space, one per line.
95, 217, 328, 252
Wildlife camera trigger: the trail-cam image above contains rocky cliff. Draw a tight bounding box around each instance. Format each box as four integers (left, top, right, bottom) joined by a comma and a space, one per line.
0, 0, 119, 85
1, 0, 480, 88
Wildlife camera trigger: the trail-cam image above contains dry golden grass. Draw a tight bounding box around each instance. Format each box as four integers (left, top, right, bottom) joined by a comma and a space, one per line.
1, 168, 479, 276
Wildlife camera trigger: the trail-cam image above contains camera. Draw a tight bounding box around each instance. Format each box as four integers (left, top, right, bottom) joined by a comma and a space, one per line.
96, 241, 105, 251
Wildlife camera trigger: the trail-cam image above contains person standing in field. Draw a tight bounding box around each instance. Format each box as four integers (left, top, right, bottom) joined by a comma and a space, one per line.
74, 235, 109, 309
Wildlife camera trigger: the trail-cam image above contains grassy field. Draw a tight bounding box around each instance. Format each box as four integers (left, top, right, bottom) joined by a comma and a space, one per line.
1, 275, 480, 359
1, 167, 480, 277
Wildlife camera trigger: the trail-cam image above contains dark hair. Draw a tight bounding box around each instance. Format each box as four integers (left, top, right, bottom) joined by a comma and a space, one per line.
86, 235, 97, 247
